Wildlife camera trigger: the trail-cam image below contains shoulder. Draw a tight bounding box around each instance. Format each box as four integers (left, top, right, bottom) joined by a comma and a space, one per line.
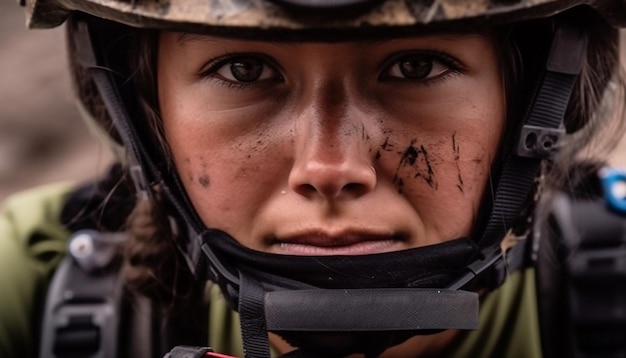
445, 268, 542, 358
0, 183, 75, 358
0, 182, 75, 267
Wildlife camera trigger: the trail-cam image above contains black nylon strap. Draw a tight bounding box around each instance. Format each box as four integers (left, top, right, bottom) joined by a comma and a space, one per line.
72, 21, 149, 187
239, 274, 272, 358
72, 19, 210, 278
478, 22, 587, 250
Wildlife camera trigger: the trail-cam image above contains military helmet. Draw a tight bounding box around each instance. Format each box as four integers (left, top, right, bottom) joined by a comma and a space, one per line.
23, 0, 626, 30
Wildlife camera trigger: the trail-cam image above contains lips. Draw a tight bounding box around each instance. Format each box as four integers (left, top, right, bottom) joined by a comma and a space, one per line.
272, 230, 408, 255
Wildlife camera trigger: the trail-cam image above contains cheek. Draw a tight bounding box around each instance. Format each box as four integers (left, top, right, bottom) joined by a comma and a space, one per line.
376, 134, 492, 195
377, 134, 495, 239
165, 119, 292, 241
374, 98, 503, 237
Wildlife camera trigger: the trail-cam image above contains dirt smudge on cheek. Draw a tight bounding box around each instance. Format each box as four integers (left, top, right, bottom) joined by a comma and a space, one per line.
182, 157, 194, 183
379, 136, 439, 192
397, 178, 404, 194
375, 126, 423, 193
381, 137, 394, 151
393, 139, 437, 190
198, 175, 210, 188
452, 133, 464, 193
185, 155, 212, 190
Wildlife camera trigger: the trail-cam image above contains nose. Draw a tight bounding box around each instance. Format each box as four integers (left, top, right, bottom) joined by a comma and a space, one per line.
288, 85, 377, 201
289, 150, 377, 200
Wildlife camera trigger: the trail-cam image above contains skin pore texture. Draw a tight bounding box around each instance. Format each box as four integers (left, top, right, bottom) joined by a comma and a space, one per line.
158, 32, 505, 356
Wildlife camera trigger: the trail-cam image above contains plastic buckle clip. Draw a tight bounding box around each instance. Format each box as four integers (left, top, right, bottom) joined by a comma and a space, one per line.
567, 245, 626, 283
516, 125, 564, 159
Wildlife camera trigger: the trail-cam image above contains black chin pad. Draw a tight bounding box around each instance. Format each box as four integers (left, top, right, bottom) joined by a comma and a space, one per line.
201, 231, 483, 356
203, 230, 481, 291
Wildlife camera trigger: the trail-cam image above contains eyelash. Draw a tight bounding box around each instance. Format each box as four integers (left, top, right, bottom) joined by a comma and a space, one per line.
380, 50, 465, 86
199, 50, 465, 89
199, 53, 282, 90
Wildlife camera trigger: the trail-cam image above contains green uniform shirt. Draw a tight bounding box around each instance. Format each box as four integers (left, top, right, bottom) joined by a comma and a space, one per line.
0, 184, 542, 358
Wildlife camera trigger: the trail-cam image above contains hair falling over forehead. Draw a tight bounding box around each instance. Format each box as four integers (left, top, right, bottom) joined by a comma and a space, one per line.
65, 8, 626, 307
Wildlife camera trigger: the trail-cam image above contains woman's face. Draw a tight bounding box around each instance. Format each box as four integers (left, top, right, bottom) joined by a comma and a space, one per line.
158, 31, 505, 255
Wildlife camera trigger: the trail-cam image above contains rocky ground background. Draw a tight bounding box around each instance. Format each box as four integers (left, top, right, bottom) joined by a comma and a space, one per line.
0, 3, 113, 201
1, 3, 626, 202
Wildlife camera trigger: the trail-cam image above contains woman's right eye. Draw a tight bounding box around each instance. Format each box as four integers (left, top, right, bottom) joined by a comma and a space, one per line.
205, 55, 282, 86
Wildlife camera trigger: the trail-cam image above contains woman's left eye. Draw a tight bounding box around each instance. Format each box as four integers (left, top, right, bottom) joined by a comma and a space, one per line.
207, 55, 281, 85
383, 54, 453, 81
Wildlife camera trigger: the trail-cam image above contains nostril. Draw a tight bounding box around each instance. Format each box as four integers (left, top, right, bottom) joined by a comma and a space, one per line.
296, 182, 371, 200
343, 182, 368, 197
295, 183, 319, 198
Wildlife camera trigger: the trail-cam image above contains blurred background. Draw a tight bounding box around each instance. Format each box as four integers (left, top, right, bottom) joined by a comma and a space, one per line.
0, 2, 113, 201
1, 3, 626, 202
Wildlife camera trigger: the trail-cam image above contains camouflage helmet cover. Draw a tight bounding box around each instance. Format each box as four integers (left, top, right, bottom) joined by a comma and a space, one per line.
23, 0, 626, 31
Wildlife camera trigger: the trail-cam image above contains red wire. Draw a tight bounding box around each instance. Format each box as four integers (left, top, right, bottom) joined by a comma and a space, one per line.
206, 352, 239, 358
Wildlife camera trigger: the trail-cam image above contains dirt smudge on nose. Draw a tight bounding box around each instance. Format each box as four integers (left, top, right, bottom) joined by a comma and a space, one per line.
360, 123, 370, 141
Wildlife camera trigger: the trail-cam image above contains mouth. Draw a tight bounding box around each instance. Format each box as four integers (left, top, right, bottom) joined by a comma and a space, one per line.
271, 230, 409, 256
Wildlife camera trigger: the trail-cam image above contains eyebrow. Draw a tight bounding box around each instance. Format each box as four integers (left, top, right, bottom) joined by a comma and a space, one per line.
177, 33, 217, 44
176, 32, 299, 49
175, 32, 485, 47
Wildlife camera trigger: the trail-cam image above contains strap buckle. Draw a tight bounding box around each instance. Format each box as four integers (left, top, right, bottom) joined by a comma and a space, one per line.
516, 125, 565, 159
39, 231, 126, 358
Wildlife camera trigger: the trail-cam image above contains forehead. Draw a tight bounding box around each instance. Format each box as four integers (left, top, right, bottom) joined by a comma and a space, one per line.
172, 31, 492, 47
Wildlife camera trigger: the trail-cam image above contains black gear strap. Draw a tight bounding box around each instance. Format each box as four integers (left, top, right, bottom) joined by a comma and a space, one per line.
238, 274, 272, 358
72, 18, 209, 277
541, 192, 626, 358
475, 20, 587, 282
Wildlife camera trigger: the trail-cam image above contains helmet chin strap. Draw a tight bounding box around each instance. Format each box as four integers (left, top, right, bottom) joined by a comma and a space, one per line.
199, 230, 530, 357
201, 231, 482, 357
72, 14, 587, 357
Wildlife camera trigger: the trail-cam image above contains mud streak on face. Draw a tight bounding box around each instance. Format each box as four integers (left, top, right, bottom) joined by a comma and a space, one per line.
198, 175, 210, 188
197, 156, 210, 188
391, 139, 437, 190
452, 133, 464, 193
